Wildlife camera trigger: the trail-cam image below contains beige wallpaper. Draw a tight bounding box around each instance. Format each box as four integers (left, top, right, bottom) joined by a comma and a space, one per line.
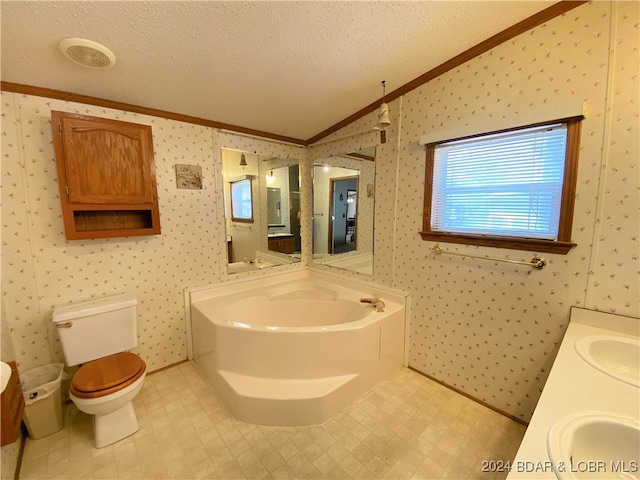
309, 1, 637, 421
1, 96, 220, 371
384, 1, 637, 421
0, 1, 637, 430
585, 1, 639, 313
0, 96, 305, 375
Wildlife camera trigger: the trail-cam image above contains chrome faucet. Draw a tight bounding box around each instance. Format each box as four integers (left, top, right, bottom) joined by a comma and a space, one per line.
360, 297, 385, 312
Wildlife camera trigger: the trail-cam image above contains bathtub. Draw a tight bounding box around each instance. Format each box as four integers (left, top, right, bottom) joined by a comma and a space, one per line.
186, 269, 408, 426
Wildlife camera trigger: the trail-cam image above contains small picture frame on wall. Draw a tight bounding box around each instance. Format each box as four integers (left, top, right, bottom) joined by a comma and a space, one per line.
175, 164, 202, 190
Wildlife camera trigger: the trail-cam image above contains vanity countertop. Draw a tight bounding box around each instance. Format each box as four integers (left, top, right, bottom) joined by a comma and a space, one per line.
507, 307, 639, 480
268, 233, 294, 238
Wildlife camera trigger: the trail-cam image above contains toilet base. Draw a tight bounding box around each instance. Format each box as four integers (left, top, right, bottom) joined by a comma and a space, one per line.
93, 401, 139, 448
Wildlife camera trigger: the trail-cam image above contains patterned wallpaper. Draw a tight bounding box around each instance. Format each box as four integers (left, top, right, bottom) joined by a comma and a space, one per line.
585, 1, 639, 313
0, 97, 305, 375
0, 1, 637, 429
386, 1, 638, 421
308, 1, 637, 421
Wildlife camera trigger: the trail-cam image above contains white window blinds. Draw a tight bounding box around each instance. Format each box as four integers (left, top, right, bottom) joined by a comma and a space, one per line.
431, 123, 568, 240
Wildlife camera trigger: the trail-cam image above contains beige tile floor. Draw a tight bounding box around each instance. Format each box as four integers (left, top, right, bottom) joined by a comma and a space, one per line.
20, 363, 526, 480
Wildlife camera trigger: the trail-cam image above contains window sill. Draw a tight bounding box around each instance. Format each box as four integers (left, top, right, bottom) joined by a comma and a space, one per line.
419, 231, 575, 254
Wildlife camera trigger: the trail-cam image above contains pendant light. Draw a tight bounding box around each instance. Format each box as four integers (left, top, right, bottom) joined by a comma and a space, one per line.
375, 80, 390, 143
239, 153, 247, 167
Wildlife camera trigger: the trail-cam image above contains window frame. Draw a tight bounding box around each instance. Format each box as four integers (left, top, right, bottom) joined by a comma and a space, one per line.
229, 178, 254, 223
420, 116, 582, 254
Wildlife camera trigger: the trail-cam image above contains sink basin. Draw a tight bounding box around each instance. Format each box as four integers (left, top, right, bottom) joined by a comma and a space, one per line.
1, 361, 11, 393
575, 335, 640, 388
548, 412, 640, 480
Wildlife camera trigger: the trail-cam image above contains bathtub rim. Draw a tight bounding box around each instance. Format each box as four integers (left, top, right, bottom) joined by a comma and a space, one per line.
184, 267, 412, 365
194, 295, 404, 332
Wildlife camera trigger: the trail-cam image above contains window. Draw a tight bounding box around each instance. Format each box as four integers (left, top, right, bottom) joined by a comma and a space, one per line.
421, 117, 582, 254
230, 178, 253, 222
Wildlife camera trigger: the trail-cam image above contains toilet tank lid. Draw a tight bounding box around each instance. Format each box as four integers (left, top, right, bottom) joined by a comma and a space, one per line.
52, 293, 138, 323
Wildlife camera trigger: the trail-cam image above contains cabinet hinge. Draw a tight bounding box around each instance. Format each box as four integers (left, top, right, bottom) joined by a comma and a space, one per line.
64, 186, 69, 196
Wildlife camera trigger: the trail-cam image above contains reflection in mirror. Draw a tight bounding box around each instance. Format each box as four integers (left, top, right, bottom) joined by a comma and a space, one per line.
312, 147, 375, 275
266, 163, 302, 255
267, 187, 281, 225
230, 177, 253, 222
221, 149, 301, 274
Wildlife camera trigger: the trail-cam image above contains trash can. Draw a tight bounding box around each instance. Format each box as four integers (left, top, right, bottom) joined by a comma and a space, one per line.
21, 363, 65, 439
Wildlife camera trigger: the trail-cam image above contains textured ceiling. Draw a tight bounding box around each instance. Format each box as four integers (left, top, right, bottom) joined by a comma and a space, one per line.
1, 1, 556, 141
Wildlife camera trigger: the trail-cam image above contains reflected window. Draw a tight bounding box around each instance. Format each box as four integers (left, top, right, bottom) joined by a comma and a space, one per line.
230, 178, 253, 222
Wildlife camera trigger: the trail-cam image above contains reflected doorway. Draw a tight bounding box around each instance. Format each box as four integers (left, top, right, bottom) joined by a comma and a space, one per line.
328, 176, 358, 254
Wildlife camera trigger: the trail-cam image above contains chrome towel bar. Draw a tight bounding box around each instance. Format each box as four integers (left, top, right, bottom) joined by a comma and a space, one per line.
431, 244, 546, 270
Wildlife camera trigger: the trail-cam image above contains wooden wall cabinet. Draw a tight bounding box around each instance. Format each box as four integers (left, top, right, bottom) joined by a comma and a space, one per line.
1, 362, 24, 446
51, 111, 161, 240
268, 235, 295, 254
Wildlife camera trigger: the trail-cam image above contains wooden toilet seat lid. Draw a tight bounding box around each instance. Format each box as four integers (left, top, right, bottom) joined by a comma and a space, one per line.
71, 352, 146, 399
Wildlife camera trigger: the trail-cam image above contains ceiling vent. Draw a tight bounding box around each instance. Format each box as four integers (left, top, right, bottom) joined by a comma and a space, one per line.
58, 38, 116, 69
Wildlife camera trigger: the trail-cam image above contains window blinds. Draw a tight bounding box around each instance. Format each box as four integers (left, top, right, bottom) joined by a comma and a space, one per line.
431, 123, 568, 240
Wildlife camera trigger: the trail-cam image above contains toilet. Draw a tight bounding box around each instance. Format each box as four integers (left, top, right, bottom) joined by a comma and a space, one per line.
52, 293, 146, 448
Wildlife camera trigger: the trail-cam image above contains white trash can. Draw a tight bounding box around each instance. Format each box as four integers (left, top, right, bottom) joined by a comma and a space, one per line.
21, 363, 65, 439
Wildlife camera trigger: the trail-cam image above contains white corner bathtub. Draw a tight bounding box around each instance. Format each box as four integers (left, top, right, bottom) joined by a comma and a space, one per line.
186, 269, 408, 426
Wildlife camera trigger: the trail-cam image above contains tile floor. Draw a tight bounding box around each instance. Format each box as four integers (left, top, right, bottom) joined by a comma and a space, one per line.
19, 363, 526, 479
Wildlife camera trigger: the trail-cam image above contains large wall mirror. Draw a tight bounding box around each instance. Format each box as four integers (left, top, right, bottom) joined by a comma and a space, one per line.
312, 147, 375, 275
221, 148, 301, 274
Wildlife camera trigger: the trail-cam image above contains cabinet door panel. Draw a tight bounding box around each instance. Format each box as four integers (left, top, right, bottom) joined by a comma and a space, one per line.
60, 116, 154, 204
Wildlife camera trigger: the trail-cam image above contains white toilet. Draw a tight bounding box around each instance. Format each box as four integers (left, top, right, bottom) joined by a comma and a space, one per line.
52, 293, 146, 448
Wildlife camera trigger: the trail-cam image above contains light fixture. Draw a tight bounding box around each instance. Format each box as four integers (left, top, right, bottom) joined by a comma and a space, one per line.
375, 80, 391, 130
374, 80, 390, 144
239, 153, 247, 167
266, 170, 275, 184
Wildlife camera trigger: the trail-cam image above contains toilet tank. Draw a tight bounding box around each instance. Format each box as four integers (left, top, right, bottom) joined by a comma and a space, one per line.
52, 293, 138, 366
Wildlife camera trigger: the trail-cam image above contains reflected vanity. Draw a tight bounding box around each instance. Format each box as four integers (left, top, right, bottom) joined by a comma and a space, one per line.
221, 149, 301, 274
312, 147, 376, 275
